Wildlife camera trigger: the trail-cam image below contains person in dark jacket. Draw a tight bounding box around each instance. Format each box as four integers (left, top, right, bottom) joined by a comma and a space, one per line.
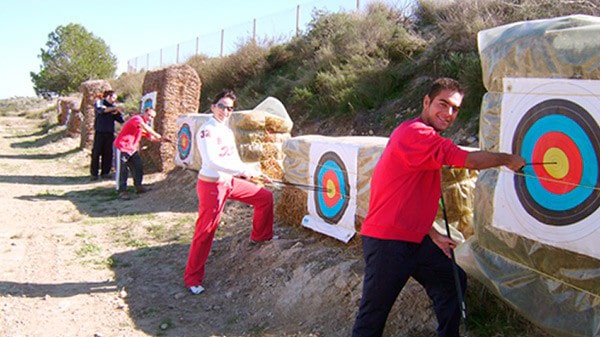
90, 90, 125, 181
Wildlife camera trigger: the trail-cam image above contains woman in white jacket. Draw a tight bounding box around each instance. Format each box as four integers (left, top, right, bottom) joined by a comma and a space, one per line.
184, 89, 274, 295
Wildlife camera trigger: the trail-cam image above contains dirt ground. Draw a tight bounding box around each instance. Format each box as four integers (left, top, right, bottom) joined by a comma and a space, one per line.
0, 112, 446, 337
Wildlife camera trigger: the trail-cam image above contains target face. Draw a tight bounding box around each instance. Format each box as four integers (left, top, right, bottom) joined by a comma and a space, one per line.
304, 141, 358, 243
513, 99, 600, 225
140, 92, 157, 112
493, 78, 600, 259
178, 123, 192, 160
313, 151, 350, 224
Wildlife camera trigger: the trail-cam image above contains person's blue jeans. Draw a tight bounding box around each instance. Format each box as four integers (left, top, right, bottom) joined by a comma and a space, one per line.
352, 235, 466, 337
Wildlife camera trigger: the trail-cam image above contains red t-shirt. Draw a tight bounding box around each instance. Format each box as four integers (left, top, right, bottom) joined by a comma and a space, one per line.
360, 118, 468, 243
114, 115, 147, 155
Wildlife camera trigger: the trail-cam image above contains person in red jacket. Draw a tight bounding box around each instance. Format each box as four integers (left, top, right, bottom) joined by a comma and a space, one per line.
352, 78, 525, 337
113, 107, 168, 200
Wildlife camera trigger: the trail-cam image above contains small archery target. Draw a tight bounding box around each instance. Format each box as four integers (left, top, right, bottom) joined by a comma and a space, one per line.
314, 151, 350, 224
304, 141, 359, 242
493, 78, 600, 258
140, 91, 157, 113
178, 123, 192, 160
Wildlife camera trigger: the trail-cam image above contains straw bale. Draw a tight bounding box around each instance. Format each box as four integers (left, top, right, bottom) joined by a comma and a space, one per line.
57, 97, 81, 125
436, 167, 479, 239
275, 186, 307, 226
262, 142, 284, 161
238, 143, 263, 162
141, 64, 201, 172
265, 113, 293, 133
65, 110, 82, 138
234, 129, 265, 145
229, 110, 265, 130
79, 80, 112, 149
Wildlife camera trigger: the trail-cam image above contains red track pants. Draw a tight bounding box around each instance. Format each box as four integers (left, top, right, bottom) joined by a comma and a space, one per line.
184, 177, 273, 287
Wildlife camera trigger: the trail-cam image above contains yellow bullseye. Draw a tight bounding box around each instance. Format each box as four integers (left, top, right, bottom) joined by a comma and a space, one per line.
543, 147, 569, 179
326, 179, 336, 198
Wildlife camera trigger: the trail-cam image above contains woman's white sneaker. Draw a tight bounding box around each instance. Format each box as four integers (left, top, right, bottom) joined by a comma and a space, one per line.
189, 285, 205, 295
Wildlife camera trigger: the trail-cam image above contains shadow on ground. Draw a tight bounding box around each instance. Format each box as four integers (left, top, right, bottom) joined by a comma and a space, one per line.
14, 169, 199, 217
0, 280, 118, 298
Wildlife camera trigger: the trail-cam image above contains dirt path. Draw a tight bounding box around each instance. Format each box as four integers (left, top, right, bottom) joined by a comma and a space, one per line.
0, 115, 152, 336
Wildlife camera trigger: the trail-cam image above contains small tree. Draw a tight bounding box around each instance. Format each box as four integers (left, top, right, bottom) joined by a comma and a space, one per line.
30, 23, 117, 97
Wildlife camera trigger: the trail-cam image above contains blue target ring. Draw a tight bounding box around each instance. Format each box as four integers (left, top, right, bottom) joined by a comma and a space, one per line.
513, 99, 600, 226
521, 115, 596, 211
314, 151, 349, 224
177, 123, 192, 160
142, 98, 154, 110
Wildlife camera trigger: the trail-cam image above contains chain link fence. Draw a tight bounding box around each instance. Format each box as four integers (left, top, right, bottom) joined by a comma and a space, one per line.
127, 0, 414, 73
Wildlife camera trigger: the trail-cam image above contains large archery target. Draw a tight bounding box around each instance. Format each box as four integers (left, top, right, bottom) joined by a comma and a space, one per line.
177, 123, 192, 160
493, 78, 600, 259
314, 151, 350, 224
304, 141, 358, 243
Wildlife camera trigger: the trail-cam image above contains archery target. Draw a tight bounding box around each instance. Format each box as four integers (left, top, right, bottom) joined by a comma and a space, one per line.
178, 123, 192, 160
314, 151, 350, 224
493, 78, 600, 259
304, 141, 358, 243
174, 113, 212, 170
140, 91, 157, 113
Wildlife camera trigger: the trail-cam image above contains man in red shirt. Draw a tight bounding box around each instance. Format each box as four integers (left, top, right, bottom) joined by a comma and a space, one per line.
113, 108, 168, 200
352, 78, 525, 337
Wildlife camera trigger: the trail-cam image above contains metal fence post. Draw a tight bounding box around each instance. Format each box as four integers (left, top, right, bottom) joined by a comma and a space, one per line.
253, 18, 257, 42
220, 29, 225, 57
296, 5, 300, 37
177, 43, 180, 64
196, 37, 199, 56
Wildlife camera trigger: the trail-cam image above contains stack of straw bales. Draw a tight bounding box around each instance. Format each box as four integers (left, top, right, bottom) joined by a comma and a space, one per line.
57, 96, 81, 126
141, 64, 201, 172
79, 80, 112, 149
229, 97, 293, 180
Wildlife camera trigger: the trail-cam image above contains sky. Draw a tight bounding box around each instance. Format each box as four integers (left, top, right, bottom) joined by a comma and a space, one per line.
0, 0, 364, 99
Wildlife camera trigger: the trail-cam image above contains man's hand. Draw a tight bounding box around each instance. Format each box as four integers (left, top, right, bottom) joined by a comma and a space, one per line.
428, 228, 458, 259
506, 154, 526, 172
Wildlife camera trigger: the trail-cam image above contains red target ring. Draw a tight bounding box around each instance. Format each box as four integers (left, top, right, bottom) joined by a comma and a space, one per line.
322, 170, 341, 208
531, 132, 582, 194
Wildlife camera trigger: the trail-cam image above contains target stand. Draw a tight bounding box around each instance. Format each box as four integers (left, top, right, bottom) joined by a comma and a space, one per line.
493, 78, 600, 259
